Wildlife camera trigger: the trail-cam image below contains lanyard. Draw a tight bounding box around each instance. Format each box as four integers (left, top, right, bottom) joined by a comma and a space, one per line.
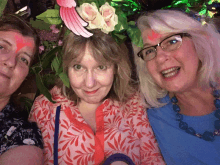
54, 105, 61, 165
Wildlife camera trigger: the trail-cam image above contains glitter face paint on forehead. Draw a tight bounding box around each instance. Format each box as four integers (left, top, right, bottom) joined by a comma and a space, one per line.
15, 33, 34, 53
147, 30, 162, 41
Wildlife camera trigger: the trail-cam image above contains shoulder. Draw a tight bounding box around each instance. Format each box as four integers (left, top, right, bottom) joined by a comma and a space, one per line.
31, 86, 69, 111
34, 86, 67, 103
123, 92, 145, 111
29, 86, 74, 123
109, 92, 146, 116
0, 105, 43, 155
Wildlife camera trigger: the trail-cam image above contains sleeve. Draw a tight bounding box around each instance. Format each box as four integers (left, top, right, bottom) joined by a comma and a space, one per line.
17, 120, 44, 149
131, 96, 165, 165
28, 95, 55, 165
0, 115, 43, 156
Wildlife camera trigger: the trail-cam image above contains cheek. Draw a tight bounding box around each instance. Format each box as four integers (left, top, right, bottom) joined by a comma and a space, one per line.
146, 61, 156, 76
97, 71, 114, 86
15, 66, 29, 84
68, 70, 83, 88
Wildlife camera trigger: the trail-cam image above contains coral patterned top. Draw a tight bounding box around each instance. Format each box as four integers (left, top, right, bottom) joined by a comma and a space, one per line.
29, 86, 164, 165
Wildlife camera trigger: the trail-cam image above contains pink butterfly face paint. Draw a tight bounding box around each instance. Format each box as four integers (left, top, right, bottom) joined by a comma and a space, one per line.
147, 30, 162, 42
14, 34, 34, 53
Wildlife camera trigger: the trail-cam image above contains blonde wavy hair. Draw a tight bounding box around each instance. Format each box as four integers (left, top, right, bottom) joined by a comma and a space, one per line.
134, 9, 220, 108
57, 29, 136, 103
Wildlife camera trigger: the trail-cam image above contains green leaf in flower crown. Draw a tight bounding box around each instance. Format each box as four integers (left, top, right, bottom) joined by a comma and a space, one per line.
114, 10, 128, 32
111, 32, 127, 45
98, 0, 111, 6
30, 18, 51, 31
54, 4, 60, 10
33, 69, 55, 103
36, 9, 62, 25
0, 0, 7, 16
42, 46, 62, 69
58, 72, 70, 88
127, 21, 143, 48
111, 0, 141, 16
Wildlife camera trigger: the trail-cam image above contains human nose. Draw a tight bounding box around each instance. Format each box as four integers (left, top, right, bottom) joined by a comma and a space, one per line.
85, 70, 96, 88
154, 46, 170, 64
2, 52, 17, 68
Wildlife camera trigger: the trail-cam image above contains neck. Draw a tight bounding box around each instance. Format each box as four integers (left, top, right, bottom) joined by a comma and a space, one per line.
78, 101, 100, 113
173, 87, 214, 116
0, 96, 10, 112
78, 101, 101, 133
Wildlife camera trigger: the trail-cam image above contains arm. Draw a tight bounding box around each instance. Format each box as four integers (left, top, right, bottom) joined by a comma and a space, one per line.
28, 95, 55, 164
0, 145, 43, 165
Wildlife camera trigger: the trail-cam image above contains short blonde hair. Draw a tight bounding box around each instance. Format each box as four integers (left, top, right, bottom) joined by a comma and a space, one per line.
57, 29, 136, 103
134, 9, 220, 107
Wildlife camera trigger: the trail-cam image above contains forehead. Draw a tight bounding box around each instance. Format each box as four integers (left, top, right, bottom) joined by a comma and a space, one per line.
142, 29, 175, 46
0, 30, 35, 53
76, 44, 110, 64
0, 30, 34, 44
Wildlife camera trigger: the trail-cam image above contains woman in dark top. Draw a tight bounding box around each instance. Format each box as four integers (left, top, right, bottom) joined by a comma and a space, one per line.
0, 14, 43, 165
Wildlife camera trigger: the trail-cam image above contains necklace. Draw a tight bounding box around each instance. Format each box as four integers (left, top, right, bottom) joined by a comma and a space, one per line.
171, 89, 220, 142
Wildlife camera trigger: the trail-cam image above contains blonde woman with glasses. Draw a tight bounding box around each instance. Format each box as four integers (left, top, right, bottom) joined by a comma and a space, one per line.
134, 9, 220, 165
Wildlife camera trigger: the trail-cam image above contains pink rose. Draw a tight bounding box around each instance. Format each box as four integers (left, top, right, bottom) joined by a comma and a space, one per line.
100, 2, 118, 33
77, 3, 106, 30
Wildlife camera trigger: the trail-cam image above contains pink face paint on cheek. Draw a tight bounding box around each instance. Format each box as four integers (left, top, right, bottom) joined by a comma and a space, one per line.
147, 30, 162, 42
15, 34, 34, 53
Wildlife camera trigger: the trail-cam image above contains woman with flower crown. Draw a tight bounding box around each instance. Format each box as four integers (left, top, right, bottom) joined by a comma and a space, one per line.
28, 1, 165, 165
134, 9, 220, 164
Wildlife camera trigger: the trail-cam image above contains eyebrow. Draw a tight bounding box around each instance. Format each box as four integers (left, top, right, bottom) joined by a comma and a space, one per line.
144, 33, 177, 48
23, 52, 32, 59
143, 43, 152, 47
0, 38, 12, 46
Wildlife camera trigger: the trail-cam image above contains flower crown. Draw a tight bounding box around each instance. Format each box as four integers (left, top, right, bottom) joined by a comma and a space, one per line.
56, 0, 143, 47
77, 2, 118, 34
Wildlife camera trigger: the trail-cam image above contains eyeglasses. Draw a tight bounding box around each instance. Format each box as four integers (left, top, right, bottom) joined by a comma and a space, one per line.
137, 33, 191, 62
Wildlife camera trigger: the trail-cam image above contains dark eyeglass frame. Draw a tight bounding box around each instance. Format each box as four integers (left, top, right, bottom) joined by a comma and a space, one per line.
137, 33, 191, 61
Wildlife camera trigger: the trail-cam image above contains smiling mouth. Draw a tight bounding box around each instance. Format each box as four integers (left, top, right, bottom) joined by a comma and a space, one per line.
85, 89, 98, 94
161, 67, 180, 78
0, 72, 10, 79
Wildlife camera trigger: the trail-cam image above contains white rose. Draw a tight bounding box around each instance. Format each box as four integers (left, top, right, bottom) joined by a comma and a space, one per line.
77, 3, 106, 30
99, 2, 118, 33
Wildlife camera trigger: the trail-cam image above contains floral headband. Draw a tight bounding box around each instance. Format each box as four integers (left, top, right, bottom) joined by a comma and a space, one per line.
77, 2, 118, 34
56, 0, 143, 47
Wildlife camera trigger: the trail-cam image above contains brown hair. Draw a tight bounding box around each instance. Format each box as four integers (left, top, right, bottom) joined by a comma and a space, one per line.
57, 29, 136, 103
0, 14, 40, 66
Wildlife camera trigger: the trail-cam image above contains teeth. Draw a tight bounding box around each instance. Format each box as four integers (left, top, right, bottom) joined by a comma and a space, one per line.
161, 67, 178, 74
161, 67, 180, 78
163, 70, 178, 77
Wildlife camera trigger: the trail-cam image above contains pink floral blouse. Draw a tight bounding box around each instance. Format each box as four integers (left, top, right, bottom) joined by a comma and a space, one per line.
29, 86, 165, 165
